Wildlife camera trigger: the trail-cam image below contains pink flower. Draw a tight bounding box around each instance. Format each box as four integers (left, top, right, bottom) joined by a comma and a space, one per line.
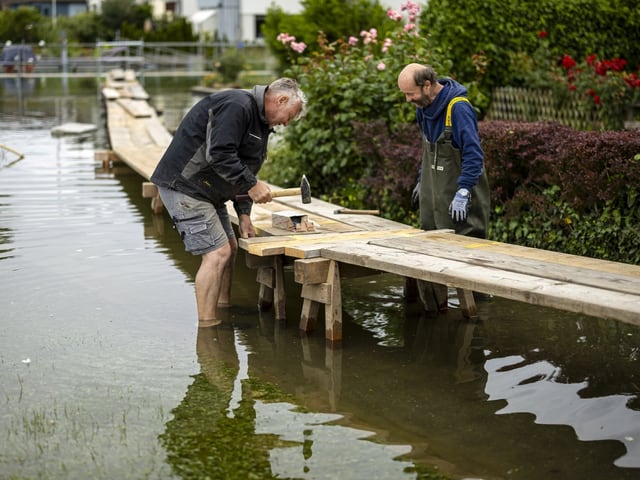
404, 23, 416, 32
387, 9, 403, 21
360, 28, 377, 45
348, 36, 358, 46
377, 62, 386, 71
290, 41, 307, 54
276, 33, 296, 45
401, 0, 421, 22
381, 38, 392, 53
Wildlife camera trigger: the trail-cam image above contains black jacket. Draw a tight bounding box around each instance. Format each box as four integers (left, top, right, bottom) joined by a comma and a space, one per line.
150, 85, 272, 215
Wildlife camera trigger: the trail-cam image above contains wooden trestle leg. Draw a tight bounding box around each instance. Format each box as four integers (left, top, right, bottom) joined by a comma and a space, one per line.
295, 258, 343, 342
251, 254, 286, 321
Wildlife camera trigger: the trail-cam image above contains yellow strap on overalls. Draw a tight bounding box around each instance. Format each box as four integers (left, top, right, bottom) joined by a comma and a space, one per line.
445, 97, 471, 127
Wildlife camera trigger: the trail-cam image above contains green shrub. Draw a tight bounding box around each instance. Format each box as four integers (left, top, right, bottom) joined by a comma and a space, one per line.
262, 0, 396, 74
215, 48, 247, 84
479, 121, 640, 263
421, 0, 640, 105
265, 1, 454, 209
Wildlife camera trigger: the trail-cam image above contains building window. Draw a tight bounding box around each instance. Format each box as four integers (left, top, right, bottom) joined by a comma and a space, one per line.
255, 15, 266, 40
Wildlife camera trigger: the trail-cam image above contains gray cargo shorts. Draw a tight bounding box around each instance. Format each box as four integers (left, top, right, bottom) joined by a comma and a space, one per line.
157, 186, 235, 255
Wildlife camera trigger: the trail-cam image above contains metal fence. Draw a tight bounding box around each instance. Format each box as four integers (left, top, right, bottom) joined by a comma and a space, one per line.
486, 86, 598, 131
28, 40, 276, 77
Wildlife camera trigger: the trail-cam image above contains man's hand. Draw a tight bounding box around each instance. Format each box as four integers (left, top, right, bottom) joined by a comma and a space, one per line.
238, 214, 256, 239
411, 182, 420, 210
449, 188, 470, 223
248, 180, 272, 204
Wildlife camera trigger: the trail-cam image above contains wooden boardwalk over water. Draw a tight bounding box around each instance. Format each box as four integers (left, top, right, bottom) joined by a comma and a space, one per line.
101, 71, 640, 342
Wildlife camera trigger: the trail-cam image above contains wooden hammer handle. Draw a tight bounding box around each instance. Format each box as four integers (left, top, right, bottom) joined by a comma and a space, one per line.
334, 208, 380, 215
271, 187, 302, 197
235, 187, 301, 202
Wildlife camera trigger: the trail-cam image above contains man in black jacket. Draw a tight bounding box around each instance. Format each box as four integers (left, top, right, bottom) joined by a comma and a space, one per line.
151, 78, 306, 327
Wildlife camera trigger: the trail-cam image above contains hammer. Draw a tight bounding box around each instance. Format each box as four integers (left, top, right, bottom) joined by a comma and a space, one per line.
235, 174, 311, 204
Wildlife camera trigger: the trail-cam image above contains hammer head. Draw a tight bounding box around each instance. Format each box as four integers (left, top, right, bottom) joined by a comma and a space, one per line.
300, 174, 311, 204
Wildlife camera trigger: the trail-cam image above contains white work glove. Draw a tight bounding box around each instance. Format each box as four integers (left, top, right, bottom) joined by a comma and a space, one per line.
449, 188, 470, 223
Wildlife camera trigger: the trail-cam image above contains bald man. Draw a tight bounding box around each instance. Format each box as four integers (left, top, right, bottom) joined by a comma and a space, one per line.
398, 64, 490, 312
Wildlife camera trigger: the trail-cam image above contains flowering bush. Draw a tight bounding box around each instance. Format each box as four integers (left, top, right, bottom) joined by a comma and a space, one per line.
553, 53, 640, 130
263, 1, 455, 209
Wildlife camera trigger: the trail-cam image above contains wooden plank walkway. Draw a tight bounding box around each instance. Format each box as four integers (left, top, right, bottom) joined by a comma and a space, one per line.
101, 71, 640, 343
233, 193, 640, 341
101, 69, 170, 212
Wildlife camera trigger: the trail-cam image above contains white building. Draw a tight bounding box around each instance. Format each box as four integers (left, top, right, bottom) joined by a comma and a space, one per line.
88, 0, 409, 44
194, 0, 409, 44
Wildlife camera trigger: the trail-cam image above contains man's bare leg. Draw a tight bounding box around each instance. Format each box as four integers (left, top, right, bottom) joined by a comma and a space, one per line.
217, 238, 238, 309
195, 243, 232, 327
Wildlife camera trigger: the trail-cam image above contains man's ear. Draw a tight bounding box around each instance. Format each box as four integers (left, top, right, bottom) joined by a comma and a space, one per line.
278, 95, 289, 105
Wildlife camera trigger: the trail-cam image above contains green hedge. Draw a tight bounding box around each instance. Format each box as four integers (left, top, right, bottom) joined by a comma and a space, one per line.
479, 121, 640, 263
336, 120, 640, 264
422, 0, 640, 102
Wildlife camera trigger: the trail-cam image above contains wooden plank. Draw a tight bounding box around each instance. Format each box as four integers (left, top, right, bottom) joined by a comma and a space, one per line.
239, 228, 424, 257
319, 242, 640, 326
371, 235, 640, 296
412, 231, 640, 278
116, 98, 154, 118
301, 283, 332, 304
126, 83, 150, 100
146, 122, 173, 148
325, 261, 342, 342
141, 182, 157, 198
105, 99, 168, 180
294, 258, 331, 284
102, 87, 120, 100
109, 68, 125, 81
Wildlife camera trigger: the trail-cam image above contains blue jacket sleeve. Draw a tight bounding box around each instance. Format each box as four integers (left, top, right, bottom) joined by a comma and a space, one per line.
451, 102, 484, 191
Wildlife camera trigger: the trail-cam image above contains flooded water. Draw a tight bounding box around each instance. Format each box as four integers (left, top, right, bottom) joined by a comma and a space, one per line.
1, 74, 640, 480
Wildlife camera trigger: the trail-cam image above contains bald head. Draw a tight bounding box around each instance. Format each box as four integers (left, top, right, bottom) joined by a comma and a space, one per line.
397, 63, 441, 108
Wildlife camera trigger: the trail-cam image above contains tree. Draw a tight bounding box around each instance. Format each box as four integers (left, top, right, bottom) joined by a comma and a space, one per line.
0, 7, 44, 44
262, 0, 396, 73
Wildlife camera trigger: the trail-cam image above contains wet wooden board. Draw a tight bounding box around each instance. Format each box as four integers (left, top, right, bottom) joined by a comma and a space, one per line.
116, 98, 154, 118
401, 231, 640, 278
51, 122, 97, 136
104, 94, 170, 180
273, 194, 406, 232
239, 227, 425, 258
320, 242, 640, 326
371, 234, 640, 296
102, 87, 120, 100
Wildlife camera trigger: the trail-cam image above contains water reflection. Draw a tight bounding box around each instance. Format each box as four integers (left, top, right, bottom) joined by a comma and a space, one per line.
159, 325, 275, 479
485, 354, 640, 468
161, 324, 418, 479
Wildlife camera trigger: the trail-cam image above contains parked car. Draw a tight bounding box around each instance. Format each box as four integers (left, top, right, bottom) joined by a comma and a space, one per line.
1, 44, 36, 73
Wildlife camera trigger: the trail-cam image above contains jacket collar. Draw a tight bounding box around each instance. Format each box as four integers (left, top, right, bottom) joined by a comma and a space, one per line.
251, 85, 268, 125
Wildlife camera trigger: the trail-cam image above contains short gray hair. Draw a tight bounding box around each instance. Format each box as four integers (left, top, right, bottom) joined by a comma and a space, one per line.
269, 77, 307, 116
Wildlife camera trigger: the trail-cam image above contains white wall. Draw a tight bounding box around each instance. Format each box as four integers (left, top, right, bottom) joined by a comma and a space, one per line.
89, 0, 418, 42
